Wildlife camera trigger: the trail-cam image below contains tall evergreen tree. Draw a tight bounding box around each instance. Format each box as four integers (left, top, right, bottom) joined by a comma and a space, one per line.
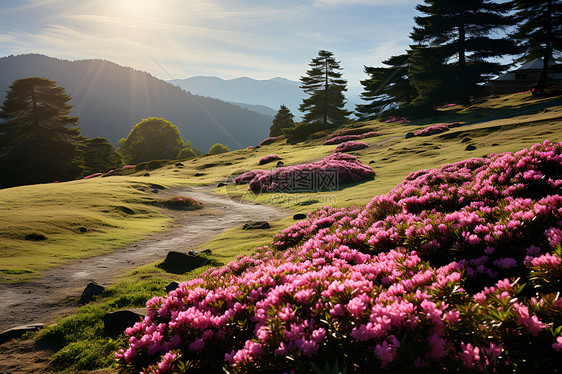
269, 105, 295, 137
356, 53, 417, 119
299, 50, 350, 129
80, 137, 122, 175
410, 0, 518, 106
0, 77, 83, 188
511, 0, 562, 96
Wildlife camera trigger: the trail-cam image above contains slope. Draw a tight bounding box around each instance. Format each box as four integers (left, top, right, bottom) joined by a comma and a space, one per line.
0, 54, 273, 151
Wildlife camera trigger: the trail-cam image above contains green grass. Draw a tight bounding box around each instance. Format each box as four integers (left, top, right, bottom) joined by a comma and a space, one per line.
0, 178, 171, 282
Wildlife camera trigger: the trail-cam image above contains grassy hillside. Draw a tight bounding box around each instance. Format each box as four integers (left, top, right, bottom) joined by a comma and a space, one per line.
2, 91, 561, 372
1, 91, 561, 284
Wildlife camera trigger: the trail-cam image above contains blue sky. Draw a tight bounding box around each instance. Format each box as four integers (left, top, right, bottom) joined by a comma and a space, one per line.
0, 0, 418, 91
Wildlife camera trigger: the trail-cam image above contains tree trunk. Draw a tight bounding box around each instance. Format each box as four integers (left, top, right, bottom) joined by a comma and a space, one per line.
458, 22, 470, 106
324, 58, 329, 128
534, 0, 552, 97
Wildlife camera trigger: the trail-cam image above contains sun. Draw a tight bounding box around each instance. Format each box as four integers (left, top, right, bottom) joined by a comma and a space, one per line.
107, 0, 164, 22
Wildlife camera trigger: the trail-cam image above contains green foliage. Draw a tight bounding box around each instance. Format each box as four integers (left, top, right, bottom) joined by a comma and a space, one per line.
269, 105, 295, 137
511, 0, 562, 96
356, 54, 417, 119
284, 122, 322, 144
118, 117, 186, 164
409, 0, 518, 106
299, 50, 350, 129
208, 143, 230, 155
80, 137, 122, 175
0, 77, 83, 188
177, 146, 198, 160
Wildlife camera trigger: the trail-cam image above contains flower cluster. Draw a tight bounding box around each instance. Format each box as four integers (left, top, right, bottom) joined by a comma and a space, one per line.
258, 136, 284, 147
258, 155, 281, 165
384, 116, 410, 124
82, 172, 102, 180
236, 153, 374, 192
333, 141, 369, 153
117, 141, 562, 373
413, 123, 451, 136
323, 131, 379, 145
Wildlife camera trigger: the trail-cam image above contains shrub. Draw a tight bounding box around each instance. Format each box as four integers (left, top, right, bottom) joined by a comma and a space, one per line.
238, 153, 374, 192
258, 155, 281, 165
117, 141, 562, 373
208, 143, 230, 155
158, 196, 203, 210
323, 131, 379, 145
326, 128, 376, 140
258, 136, 284, 147
413, 123, 451, 137
333, 141, 369, 153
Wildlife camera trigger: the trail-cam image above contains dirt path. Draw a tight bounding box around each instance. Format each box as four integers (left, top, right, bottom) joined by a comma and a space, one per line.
0, 186, 288, 332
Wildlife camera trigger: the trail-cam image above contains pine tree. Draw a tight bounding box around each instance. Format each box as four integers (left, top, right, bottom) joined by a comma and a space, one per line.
299, 50, 350, 129
356, 53, 417, 119
0, 77, 83, 188
512, 0, 562, 96
269, 105, 295, 137
80, 137, 122, 175
410, 0, 518, 106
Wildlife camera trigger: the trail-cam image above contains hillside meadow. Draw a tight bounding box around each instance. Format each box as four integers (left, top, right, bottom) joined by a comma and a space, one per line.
0, 91, 561, 372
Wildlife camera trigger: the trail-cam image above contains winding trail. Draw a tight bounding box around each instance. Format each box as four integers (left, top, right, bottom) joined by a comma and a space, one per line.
0, 186, 288, 331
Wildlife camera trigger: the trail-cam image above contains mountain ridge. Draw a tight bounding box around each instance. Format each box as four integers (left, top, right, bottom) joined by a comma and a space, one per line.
0, 54, 273, 151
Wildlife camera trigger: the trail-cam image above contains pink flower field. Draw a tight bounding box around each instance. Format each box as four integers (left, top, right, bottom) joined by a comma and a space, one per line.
117, 141, 562, 373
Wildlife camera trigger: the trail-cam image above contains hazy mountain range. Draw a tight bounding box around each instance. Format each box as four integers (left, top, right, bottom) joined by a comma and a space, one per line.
170, 76, 362, 120
0, 54, 274, 151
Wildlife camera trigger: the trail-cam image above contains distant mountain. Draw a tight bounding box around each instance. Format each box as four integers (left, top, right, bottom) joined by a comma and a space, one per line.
170, 76, 362, 120
230, 102, 277, 117
0, 54, 273, 151
169, 76, 305, 119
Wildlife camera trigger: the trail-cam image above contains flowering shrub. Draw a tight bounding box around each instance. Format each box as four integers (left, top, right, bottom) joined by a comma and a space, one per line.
326, 128, 377, 140
384, 116, 410, 124
412, 122, 462, 137
258, 155, 281, 165
258, 136, 284, 147
323, 131, 379, 145
158, 196, 203, 210
333, 141, 369, 153
237, 153, 374, 192
83, 173, 102, 180
117, 141, 562, 373
413, 123, 451, 136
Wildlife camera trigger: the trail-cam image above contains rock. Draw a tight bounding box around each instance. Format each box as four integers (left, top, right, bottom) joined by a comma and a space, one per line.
492, 143, 499, 146
151, 189, 159, 193
276, 161, 284, 167
175, 162, 184, 167
137, 188, 146, 191
79, 282, 105, 304
165, 281, 180, 293
103, 308, 147, 334
465, 144, 476, 151
217, 182, 227, 188
143, 172, 150, 176
369, 160, 375, 164
194, 172, 206, 177
24, 233, 46, 241
243, 221, 270, 230
0, 324, 44, 344
293, 213, 307, 220
160, 251, 209, 274
405, 132, 414, 139
461, 137, 472, 143
78, 227, 87, 233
